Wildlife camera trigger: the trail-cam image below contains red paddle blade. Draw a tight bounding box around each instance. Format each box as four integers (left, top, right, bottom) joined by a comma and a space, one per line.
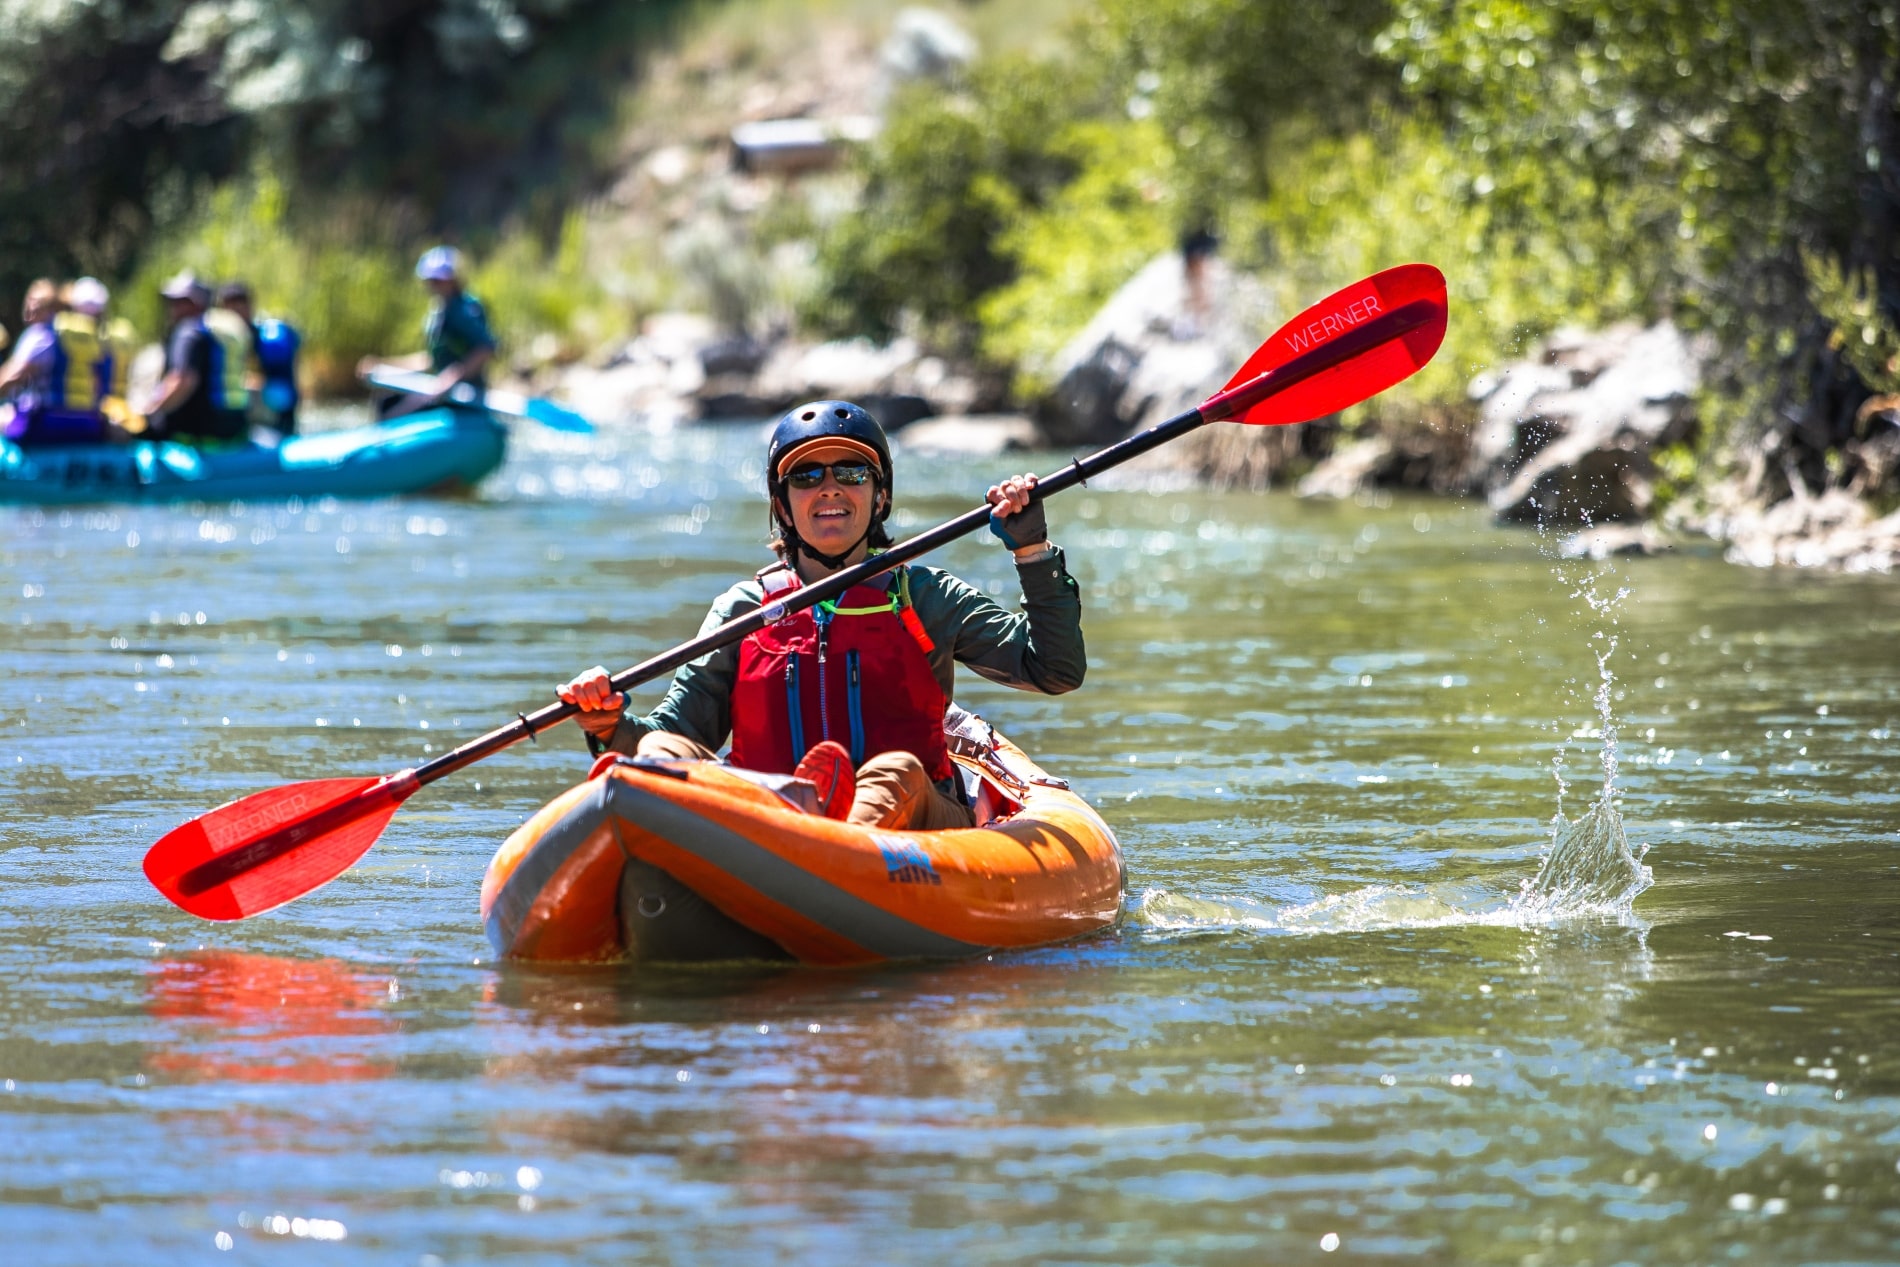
1214, 263, 1448, 426
143, 774, 418, 921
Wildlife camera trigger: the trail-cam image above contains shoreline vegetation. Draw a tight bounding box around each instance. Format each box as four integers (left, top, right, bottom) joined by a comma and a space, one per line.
9, 0, 1900, 569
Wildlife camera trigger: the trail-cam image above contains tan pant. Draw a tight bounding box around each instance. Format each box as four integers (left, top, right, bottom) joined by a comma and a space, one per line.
632, 732, 974, 831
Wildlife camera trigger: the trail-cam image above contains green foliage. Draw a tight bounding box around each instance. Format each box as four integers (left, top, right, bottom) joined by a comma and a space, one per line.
810, 59, 1115, 349
977, 120, 1177, 388
127, 168, 421, 393
1257, 119, 1658, 422
1083, 0, 1397, 220
130, 165, 629, 393
469, 213, 632, 364
0, 0, 690, 305
1803, 248, 1900, 397
1379, 0, 1900, 448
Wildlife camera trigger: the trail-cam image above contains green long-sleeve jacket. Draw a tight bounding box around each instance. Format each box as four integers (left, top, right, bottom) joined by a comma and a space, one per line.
589, 548, 1085, 757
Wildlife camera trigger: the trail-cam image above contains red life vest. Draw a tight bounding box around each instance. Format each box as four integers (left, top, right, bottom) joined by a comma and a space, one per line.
730, 563, 953, 781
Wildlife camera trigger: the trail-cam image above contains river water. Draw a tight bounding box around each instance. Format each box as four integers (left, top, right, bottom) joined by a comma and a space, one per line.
2, 420, 1896, 1265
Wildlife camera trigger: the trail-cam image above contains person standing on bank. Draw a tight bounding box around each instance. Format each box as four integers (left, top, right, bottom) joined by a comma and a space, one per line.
143, 272, 246, 445
557, 401, 1085, 830
357, 246, 495, 418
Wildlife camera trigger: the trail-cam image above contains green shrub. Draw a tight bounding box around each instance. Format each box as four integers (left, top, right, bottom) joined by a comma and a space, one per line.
469, 213, 633, 366
1803, 248, 1900, 397
130, 166, 632, 393
127, 167, 421, 395
1254, 121, 1658, 427
810, 58, 1113, 350
976, 118, 1176, 391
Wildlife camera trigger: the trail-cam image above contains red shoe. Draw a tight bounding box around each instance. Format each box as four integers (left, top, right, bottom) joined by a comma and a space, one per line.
793, 740, 855, 820
589, 751, 631, 780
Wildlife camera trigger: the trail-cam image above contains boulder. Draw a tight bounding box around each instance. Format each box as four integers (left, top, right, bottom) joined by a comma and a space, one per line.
1466, 322, 1705, 526
1558, 523, 1672, 560
896, 414, 1042, 458
1703, 486, 1900, 572
1297, 437, 1392, 500
699, 336, 956, 425
1041, 253, 1271, 447
880, 9, 977, 88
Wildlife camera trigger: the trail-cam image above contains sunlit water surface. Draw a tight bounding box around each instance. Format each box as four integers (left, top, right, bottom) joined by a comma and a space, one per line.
2, 418, 1896, 1264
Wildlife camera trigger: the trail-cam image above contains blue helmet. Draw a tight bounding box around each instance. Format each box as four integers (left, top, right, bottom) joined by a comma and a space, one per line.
765, 400, 895, 564
415, 246, 463, 281
766, 400, 892, 484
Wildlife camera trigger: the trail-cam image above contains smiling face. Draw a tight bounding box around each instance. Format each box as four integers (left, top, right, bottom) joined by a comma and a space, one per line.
779, 443, 885, 567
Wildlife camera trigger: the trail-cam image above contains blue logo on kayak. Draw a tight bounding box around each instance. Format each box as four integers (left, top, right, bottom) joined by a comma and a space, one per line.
875, 836, 942, 886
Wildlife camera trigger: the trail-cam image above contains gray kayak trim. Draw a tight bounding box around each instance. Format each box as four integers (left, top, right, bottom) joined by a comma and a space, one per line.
485, 778, 614, 955
605, 777, 985, 959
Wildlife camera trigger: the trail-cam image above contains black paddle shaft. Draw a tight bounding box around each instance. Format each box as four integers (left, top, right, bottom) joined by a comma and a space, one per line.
407, 300, 1438, 790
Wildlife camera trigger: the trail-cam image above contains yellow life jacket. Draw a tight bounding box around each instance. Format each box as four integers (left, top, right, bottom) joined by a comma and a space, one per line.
203, 307, 253, 413
101, 316, 136, 402
48, 311, 107, 413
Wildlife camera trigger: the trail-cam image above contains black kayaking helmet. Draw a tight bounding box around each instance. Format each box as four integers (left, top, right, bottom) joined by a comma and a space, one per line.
766, 400, 895, 568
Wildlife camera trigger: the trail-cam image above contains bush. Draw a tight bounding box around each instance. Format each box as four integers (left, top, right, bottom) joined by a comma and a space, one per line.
132, 164, 633, 394
127, 167, 421, 395
810, 58, 1114, 351
1253, 121, 1658, 428
976, 119, 1177, 390
470, 213, 633, 367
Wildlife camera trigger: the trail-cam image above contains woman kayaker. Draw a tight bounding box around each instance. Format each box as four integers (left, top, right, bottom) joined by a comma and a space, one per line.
558, 400, 1085, 829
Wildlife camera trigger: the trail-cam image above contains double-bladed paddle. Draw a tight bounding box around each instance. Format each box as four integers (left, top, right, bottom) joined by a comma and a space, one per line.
364, 366, 595, 434
145, 263, 1448, 921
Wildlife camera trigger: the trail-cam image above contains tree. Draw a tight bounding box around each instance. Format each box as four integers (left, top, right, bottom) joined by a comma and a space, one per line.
1380, 0, 1900, 488
0, 0, 685, 305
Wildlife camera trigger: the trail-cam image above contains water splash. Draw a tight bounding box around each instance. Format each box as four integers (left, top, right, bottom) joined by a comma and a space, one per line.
1515, 560, 1651, 915
1129, 553, 1653, 941
1132, 883, 1534, 937
1512, 796, 1651, 918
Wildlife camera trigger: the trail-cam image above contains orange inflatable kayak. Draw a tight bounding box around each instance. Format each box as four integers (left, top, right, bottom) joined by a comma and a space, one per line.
479, 712, 1123, 965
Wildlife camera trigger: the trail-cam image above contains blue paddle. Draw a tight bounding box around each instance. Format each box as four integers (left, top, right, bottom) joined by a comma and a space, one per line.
365, 366, 595, 434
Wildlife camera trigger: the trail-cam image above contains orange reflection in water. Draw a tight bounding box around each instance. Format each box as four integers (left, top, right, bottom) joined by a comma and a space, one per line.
146, 951, 396, 1084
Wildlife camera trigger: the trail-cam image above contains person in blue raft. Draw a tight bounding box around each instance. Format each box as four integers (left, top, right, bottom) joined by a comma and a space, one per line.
215, 281, 301, 435
358, 246, 496, 418
557, 401, 1086, 829
0, 278, 110, 448
142, 271, 247, 447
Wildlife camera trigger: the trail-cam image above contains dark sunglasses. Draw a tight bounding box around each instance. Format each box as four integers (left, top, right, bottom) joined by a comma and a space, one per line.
783, 460, 875, 490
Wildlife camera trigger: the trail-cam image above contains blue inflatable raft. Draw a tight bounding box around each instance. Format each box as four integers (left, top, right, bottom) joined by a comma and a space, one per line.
0, 406, 506, 505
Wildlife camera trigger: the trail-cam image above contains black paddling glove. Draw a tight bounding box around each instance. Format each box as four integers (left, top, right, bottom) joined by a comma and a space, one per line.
989, 497, 1047, 551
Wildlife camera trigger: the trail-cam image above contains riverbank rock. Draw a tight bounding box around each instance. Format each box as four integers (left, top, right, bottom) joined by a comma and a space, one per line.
1559, 523, 1673, 560
1466, 322, 1705, 526
1297, 437, 1392, 499
544, 312, 716, 425
897, 414, 1040, 457
1294, 425, 1472, 499
1697, 486, 1900, 572
1040, 253, 1272, 449
879, 8, 977, 91
697, 335, 979, 426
